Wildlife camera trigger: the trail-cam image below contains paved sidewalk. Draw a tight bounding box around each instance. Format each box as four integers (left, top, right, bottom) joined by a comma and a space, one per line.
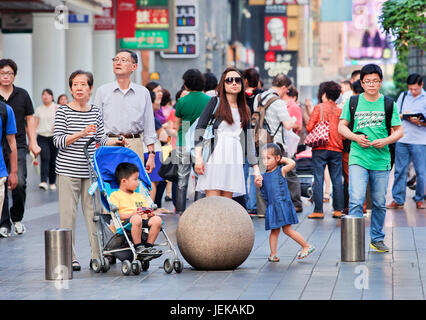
0, 160, 425, 300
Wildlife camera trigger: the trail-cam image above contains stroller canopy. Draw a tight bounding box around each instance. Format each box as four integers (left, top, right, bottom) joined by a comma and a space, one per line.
93, 146, 152, 191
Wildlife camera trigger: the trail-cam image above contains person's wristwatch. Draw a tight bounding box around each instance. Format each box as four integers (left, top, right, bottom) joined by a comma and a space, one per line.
147, 150, 156, 156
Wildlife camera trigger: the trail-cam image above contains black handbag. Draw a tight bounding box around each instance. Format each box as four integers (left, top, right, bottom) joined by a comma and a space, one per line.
158, 149, 178, 182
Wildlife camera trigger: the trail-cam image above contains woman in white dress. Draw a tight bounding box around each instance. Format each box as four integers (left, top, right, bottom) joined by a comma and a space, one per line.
194, 68, 261, 198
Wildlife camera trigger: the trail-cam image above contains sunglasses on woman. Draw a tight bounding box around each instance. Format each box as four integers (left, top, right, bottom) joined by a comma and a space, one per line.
224, 77, 243, 84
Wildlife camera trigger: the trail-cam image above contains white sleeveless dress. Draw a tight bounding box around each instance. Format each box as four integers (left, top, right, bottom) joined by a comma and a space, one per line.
196, 108, 245, 196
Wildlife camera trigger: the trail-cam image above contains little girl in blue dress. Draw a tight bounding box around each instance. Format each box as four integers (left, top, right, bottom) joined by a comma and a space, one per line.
255, 143, 315, 262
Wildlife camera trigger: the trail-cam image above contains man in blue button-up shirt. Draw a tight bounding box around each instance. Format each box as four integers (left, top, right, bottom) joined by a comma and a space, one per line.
387, 74, 426, 210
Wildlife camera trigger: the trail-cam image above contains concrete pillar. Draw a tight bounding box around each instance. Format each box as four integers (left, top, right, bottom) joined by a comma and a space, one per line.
93, 29, 116, 94
32, 13, 66, 108
2, 33, 33, 100
65, 17, 93, 99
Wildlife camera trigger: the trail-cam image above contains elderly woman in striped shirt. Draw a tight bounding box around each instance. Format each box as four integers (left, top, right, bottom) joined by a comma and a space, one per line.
54, 70, 126, 272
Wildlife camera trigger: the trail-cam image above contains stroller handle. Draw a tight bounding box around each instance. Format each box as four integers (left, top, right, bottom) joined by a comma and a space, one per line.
84, 137, 96, 162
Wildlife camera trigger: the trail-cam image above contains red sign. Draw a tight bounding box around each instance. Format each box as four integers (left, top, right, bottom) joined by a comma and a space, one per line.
264, 16, 288, 51
136, 8, 169, 29
94, 7, 115, 31
116, 0, 136, 38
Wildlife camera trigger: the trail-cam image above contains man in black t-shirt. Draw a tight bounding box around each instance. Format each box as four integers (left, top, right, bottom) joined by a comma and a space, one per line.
0, 59, 41, 238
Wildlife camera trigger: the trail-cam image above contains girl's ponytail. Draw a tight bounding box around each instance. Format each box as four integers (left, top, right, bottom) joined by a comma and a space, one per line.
264, 142, 284, 158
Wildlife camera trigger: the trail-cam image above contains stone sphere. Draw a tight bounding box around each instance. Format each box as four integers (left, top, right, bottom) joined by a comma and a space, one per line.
176, 196, 255, 270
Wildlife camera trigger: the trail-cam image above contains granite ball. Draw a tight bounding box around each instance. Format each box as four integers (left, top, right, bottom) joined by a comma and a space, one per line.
176, 196, 255, 270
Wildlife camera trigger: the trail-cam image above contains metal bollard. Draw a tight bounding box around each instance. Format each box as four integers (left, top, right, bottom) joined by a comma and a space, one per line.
341, 216, 365, 262
45, 229, 73, 280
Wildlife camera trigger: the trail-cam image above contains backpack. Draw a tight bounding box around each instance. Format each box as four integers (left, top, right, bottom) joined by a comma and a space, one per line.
245, 88, 265, 115
184, 96, 220, 162
251, 91, 281, 151
0, 102, 10, 155
348, 95, 396, 167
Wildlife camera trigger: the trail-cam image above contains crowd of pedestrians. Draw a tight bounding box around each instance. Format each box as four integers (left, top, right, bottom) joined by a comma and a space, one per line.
0, 53, 424, 269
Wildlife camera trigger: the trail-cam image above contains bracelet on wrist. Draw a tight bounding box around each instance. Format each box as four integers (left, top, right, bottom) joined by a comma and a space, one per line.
147, 150, 156, 156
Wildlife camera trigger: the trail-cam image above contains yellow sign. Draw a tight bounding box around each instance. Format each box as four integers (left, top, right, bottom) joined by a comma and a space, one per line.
149, 72, 160, 80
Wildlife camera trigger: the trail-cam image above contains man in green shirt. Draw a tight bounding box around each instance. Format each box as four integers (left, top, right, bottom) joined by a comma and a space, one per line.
173, 69, 211, 214
338, 64, 403, 253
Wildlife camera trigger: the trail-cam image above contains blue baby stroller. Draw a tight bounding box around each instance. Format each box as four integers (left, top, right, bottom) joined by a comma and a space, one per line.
84, 137, 183, 275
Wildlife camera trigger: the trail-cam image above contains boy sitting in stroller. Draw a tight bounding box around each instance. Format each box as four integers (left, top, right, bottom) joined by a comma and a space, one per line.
110, 162, 163, 256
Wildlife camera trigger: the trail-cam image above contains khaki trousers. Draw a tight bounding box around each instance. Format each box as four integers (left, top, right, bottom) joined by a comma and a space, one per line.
125, 136, 145, 165
57, 174, 99, 261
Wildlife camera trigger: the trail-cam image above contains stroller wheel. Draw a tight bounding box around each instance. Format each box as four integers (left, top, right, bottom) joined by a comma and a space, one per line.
163, 258, 173, 274
173, 260, 184, 273
131, 261, 142, 275
121, 260, 132, 276
91, 258, 102, 273
101, 257, 110, 273
142, 260, 150, 271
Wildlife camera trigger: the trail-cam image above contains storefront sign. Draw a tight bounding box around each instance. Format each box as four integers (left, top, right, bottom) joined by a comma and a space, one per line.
176, 1, 197, 27
116, 0, 136, 38
262, 50, 297, 84
264, 16, 288, 51
137, 0, 169, 6
160, 31, 198, 58
1, 14, 32, 33
94, 7, 115, 30
136, 8, 169, 28
121, 30, 169, 49
68, 14, 89, 23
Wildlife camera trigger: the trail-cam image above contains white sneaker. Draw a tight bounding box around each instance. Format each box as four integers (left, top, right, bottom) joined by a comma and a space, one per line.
0, 227, 10, 238
49, 184, 57, 191
39, 182, 48, 191
14, 221, 26, 235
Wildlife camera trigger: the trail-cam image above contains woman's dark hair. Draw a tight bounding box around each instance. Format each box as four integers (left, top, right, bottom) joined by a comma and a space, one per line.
360, 64, 383, 81
203, 72, 218, 92
215, 67, 250, 128
149, 91, 156, 103
161, 88, 171, 106
287, 85, 298, 100
146, 81, 160, 92
57, 94, 68, 104
183, 69, 205, 91
263, 142, 285, 158
317, 81, 341, 102
68, 70, 94, 88
351, 70, 361, 80
115, 162, 139, 183
42, 88, 54, 99
0, 58, 18, 75
243, 68, 260, 88
407, 73, 423, 85
351, 80, 364, 94
116, 49, 138, 64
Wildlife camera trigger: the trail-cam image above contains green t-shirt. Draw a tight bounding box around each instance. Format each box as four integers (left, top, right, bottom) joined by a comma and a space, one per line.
340, 93, 401, 171
175, 91, 212, 147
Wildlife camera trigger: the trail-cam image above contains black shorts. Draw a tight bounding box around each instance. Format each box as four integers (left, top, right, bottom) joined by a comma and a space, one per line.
123, 217, 150, 229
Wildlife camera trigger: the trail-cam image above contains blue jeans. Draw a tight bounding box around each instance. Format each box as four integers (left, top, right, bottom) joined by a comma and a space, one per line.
349, 164, 390, 243
392, 142, 426, 204
243, 158, 257, 211
312, 150, 344, 212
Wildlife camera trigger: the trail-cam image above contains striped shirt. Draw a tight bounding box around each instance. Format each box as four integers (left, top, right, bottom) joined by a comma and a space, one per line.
53, 104, 108, 178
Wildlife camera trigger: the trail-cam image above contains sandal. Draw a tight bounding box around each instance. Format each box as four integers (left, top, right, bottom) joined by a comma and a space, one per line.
297, 246, 315, 260
72, 260, 81, 271
268, 255, 280, 262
